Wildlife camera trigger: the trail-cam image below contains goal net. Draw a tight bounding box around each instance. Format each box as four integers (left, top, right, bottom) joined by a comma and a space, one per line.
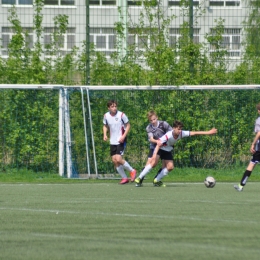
1, 85, 260, 178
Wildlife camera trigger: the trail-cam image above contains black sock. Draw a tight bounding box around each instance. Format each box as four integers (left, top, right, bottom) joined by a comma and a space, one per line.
240, 170, 252, 186
154, 168, 162, 180
139, 167, 145, 183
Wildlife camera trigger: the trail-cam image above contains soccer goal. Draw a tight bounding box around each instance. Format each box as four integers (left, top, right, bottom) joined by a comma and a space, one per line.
1, 84, 260, 179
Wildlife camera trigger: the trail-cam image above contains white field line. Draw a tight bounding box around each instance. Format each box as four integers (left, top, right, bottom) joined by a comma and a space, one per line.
0, 206, 259, 225
0, 182, 259, 186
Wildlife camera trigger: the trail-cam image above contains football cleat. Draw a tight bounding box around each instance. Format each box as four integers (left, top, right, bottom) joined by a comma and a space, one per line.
120, 178, 129, 184
130, 169, 137, 182
134, 177, 141, 184
153, 178, 166, 187
234, 184, 243, 192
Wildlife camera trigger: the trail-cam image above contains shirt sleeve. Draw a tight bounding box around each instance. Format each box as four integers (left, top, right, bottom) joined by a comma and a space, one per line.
159, 132, 170, 144
181, 130, 190, 138
121, 113, 129, 125
255, 117, 260, 132
103, 114, 107, 125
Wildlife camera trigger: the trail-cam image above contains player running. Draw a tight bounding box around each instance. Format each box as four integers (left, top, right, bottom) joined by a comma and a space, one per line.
135, 111, 172, 187
137, 120, 217, 187
234, 103, 260, 191
103, 100, 136, 184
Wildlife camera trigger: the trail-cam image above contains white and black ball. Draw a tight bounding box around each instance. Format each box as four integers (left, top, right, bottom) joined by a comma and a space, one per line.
204, 176, 216, 188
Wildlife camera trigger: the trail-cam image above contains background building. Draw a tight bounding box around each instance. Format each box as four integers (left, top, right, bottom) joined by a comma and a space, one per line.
0, 0, 245, 68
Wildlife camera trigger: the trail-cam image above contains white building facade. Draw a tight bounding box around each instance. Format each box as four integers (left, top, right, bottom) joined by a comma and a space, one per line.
0, 0, 246, 65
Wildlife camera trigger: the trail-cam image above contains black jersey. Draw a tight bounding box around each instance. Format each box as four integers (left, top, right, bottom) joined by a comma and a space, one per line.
146, 120, 172, 149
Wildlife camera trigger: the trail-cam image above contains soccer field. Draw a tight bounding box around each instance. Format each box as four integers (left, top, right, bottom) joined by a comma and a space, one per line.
0, 182, 259, 260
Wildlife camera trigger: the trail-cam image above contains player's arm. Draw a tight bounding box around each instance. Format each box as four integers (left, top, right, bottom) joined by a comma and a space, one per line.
149, 136, 159, 144
119, 122, 130, 143
190, 128, 217, 136
250, 131, 260, 153
103, 124, 109, 141
151, 136, 165, 159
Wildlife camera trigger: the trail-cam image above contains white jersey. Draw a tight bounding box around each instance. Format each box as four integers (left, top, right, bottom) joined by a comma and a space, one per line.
159, 130, 190, 152
254, 117, 260, 151
103, 110, 129, 145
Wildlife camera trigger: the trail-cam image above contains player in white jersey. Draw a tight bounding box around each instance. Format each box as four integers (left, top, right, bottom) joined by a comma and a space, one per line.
139, 120, 217, 187
103, 100, 136, 184
135, 110, 172, 187
234, 103, 260, 191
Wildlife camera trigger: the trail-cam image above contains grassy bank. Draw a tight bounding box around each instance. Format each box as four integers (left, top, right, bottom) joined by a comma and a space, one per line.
1, 166, 260, 183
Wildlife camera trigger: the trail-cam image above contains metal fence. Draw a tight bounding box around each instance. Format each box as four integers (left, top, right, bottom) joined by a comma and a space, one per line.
0, 1, 251, 78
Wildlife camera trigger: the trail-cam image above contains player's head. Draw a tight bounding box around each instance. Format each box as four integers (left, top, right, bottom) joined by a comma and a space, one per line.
107, 100, 118, 108
172, 120, 184, 135
147, 110, 158, 125
256, 103, 260, 112
172, 120, 184, 129
107, 100, 118, 114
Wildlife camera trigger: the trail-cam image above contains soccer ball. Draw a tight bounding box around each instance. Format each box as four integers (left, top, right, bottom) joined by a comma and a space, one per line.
204, 176, 216, 188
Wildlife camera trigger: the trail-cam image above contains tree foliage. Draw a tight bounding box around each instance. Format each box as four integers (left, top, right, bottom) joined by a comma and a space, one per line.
0, 1, 260, 172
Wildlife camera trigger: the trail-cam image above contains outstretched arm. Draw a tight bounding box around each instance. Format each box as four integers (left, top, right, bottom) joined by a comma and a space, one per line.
190, 128, 217, 136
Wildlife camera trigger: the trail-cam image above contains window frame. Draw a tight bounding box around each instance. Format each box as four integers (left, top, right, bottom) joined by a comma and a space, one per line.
90, 28, 117, 57
43, 27, 76, 56
209, 28, 241, 58
1, 27, 34, 56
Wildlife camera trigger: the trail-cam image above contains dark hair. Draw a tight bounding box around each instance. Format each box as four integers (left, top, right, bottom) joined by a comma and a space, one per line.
172, 120, 184, 128
107, 100, 118, 108
256, 103, 260, 110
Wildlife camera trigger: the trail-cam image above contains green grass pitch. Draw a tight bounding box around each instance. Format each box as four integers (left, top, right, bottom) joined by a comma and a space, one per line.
0, 181, 260, 260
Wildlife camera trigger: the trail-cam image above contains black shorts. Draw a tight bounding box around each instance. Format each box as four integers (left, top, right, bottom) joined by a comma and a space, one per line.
110, 143, 125, 156
157, 149, 173, 161
251, 151, 260, 164
148, 148, 154, 158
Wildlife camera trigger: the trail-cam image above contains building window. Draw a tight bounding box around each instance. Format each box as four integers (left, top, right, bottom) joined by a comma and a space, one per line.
209, 0, 240, 6
44, 0, 75, 5
168, 0, 199, 6
44, 27, 76, 56
128, 28, 160, 51
1, 27, 34, 56
128, 0, 142, 6
90, 28, 116, 56
89, 0, 116, 5
2, 0, 33, 4
209, 28, 241, 57
169, 28, 200, 47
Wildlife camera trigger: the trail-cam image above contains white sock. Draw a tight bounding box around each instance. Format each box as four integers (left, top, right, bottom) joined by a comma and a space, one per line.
116, 165, 127, 178
123, 161, 133, 172
156, 168, 169, 181
139, 164, 152, 179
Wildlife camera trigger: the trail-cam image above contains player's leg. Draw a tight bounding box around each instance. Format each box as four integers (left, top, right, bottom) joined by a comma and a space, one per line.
234, 151, 260, 191
153, 151, 174, 187
234, 157, 258, 191
153, 159, 166, 181
135, 149, 155, 186
113, 143, 136, 182
135, 154, 160, 183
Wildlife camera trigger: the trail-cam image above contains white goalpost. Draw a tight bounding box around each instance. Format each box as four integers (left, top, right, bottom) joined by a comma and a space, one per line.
1, 84, 260, 179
